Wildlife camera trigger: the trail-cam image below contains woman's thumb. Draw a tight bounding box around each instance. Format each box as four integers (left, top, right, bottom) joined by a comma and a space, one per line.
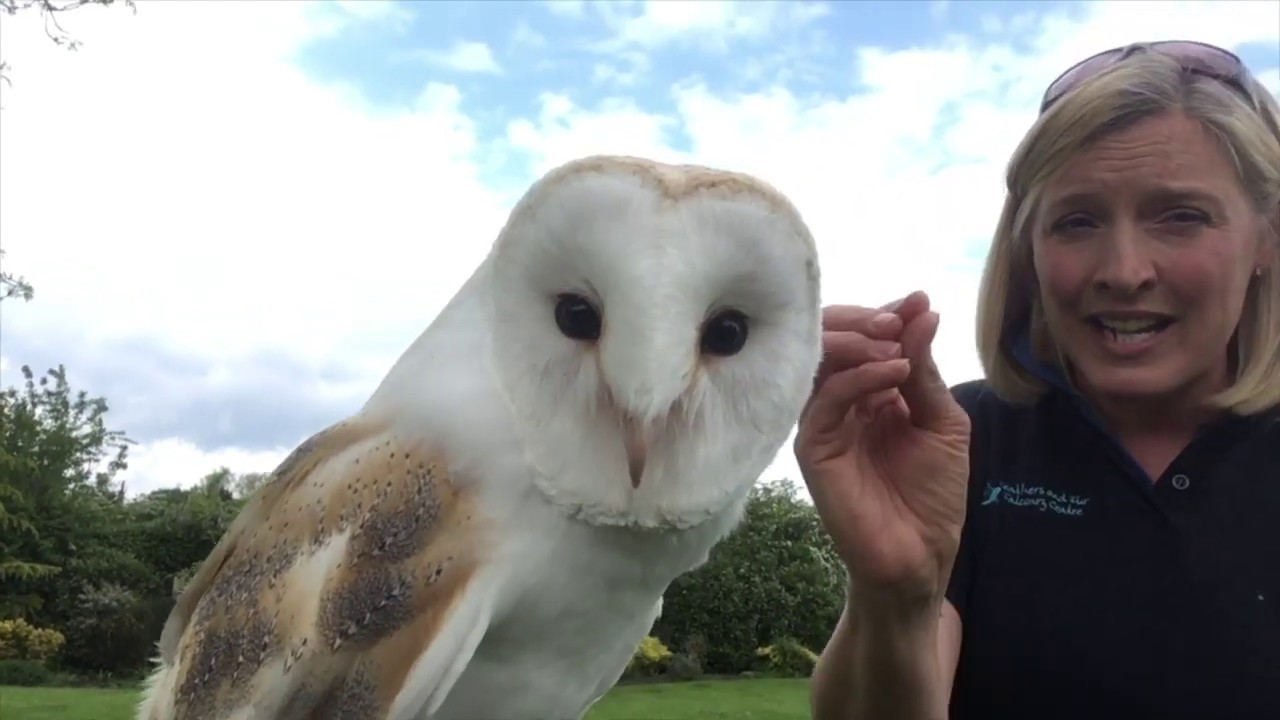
897, 310, 959, 430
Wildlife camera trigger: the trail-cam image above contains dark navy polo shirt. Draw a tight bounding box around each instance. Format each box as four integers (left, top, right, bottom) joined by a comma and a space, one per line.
943, 339, 1280, 719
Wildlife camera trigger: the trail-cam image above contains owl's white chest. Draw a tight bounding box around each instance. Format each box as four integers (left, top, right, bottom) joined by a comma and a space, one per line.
426, 494, 738, 720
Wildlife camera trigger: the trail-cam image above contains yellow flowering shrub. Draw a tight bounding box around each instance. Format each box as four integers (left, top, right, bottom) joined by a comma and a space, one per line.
625, 635, 673, 677
0, 618, 66, 663
755, 636, 819, 677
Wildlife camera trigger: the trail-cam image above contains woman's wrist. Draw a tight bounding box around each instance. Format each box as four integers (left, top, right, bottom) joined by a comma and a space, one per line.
847, 587, 943, 644
844, 564, 952, 632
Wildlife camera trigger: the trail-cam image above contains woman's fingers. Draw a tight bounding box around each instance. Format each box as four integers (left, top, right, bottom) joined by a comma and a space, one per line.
822, 305, 903, 338
821, 292, 931, 336
897, 309, 966, 432
803, 294, 936, 442
803, 358, 912, 438
814, 330, 903, 389
856, 386, 906, 422
824, 331, 902, 365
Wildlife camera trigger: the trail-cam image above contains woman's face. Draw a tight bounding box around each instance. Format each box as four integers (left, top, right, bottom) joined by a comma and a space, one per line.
1030, 110, 1271, 407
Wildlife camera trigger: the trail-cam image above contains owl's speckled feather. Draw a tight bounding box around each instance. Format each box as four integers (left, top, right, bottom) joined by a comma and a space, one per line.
139, 418, 491, 720
137, 154, 823, 720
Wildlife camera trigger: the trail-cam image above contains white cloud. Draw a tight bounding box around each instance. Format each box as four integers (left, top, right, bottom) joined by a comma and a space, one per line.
331, 0, 412, 27
0, 0, 1276, 499
510, 21, 549, 51
590, 49, 650, 87
543, 0, 587, 20
120, 438, 292, 497
413, 40, 504, 75
591, 0, 830, 53
0, 1, 509, 490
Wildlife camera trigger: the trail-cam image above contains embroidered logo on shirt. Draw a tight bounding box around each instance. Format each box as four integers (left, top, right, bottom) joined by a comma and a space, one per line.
981, 482, 1090, 517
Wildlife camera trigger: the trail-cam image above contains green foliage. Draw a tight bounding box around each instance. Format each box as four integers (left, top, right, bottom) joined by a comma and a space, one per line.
625, 635, 673, 678
0, 364, 136, 624
58, 582, 158, 674
0, 362, 246, 676
125, 468, 246, 585
0, 657, 53, 685
663, 652, 704, 681
755, 637, 819, 678
232, 470, 270, 499
655, 479, 846, 674
170, 559, 203, 597
0, 484, 60, 618
0, 264, 257, 679
0, 249, 34, 302
0, 617, 65, 662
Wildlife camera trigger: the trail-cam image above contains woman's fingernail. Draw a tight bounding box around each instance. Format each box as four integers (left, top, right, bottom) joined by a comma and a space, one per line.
872, 313, 898, 331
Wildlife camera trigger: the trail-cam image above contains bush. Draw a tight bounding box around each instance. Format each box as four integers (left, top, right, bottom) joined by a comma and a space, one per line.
0, 618, 66, 663
654, 480, 846, 674
755, 636, 819, 677
0, 658, 54, 686
624, 635, 673, 678
59, 582, 154, 674
664, 651, 703, 681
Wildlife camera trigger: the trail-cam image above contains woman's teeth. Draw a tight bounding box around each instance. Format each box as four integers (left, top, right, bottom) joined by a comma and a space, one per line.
1095, 318, 1169, 343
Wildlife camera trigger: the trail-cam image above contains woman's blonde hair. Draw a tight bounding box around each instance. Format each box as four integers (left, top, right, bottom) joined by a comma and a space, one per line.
976, 50, 1280, 415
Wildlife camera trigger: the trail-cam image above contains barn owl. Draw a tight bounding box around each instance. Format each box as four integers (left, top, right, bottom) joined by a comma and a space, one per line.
135, 154, 823, 720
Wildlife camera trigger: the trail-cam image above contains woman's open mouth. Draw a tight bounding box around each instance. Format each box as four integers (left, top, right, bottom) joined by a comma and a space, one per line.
1086, 313, 1176, 354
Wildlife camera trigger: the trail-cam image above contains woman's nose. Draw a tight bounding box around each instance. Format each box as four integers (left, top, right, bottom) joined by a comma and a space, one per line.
1093, 224, 1157, 295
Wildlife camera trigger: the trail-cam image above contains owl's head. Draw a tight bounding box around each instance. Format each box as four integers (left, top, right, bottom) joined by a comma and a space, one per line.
487, 156, 822, 530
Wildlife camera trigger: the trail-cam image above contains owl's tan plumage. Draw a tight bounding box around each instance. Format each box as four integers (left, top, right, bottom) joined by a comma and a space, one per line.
138, 154, 823, 720
143, 419, 492, 719
529, 155, 810, 217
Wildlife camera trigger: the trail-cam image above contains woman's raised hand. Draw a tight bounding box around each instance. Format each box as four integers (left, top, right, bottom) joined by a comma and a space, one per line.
795, 290, 973, 609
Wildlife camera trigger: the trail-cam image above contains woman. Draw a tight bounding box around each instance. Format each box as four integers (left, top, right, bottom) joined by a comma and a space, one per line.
800, 41, 1280, 719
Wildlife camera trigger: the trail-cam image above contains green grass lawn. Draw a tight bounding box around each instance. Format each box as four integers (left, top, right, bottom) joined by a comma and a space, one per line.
0, 678, 810, 720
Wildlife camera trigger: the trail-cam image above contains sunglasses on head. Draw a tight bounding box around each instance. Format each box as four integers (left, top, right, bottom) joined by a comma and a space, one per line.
1039, 39, 1251, 113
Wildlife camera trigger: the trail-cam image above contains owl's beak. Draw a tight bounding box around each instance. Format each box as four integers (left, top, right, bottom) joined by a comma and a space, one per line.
621, 415, 647, 488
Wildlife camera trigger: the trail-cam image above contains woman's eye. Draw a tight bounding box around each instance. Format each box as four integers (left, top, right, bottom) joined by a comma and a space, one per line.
1162, 208, 1210, 224
1051, 214, 1095, 232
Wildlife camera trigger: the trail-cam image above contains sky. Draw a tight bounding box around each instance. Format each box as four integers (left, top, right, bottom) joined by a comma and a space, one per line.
0, 0, 1277, 500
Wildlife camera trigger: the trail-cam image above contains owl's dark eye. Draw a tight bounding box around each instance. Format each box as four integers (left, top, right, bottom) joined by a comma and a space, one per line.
701, 309, 749, 357
554, 293, 602, 341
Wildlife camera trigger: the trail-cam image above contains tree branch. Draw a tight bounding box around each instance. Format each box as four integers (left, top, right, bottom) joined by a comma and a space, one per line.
0, 0, 137, 87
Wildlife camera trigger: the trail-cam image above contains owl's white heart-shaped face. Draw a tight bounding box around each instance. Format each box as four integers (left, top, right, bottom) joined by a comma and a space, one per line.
487, 155, 823, 529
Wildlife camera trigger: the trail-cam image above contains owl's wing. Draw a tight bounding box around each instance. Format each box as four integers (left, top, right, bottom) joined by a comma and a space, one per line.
137, 416, 502, 720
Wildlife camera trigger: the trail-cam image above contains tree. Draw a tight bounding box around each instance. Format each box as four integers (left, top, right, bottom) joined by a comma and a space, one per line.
233, 470, 270, 499
0, 0, 137, 87
0, 483, 58, 618
654, 478, 847, 673
129, 467, 242, 582
0, 249, 39, 616
0, 249, 34, 303
0, 364, 135, 623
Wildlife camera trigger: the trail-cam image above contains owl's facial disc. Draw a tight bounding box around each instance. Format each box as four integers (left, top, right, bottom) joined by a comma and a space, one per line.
552, 291, 755, 490
484, 160, 824, 529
